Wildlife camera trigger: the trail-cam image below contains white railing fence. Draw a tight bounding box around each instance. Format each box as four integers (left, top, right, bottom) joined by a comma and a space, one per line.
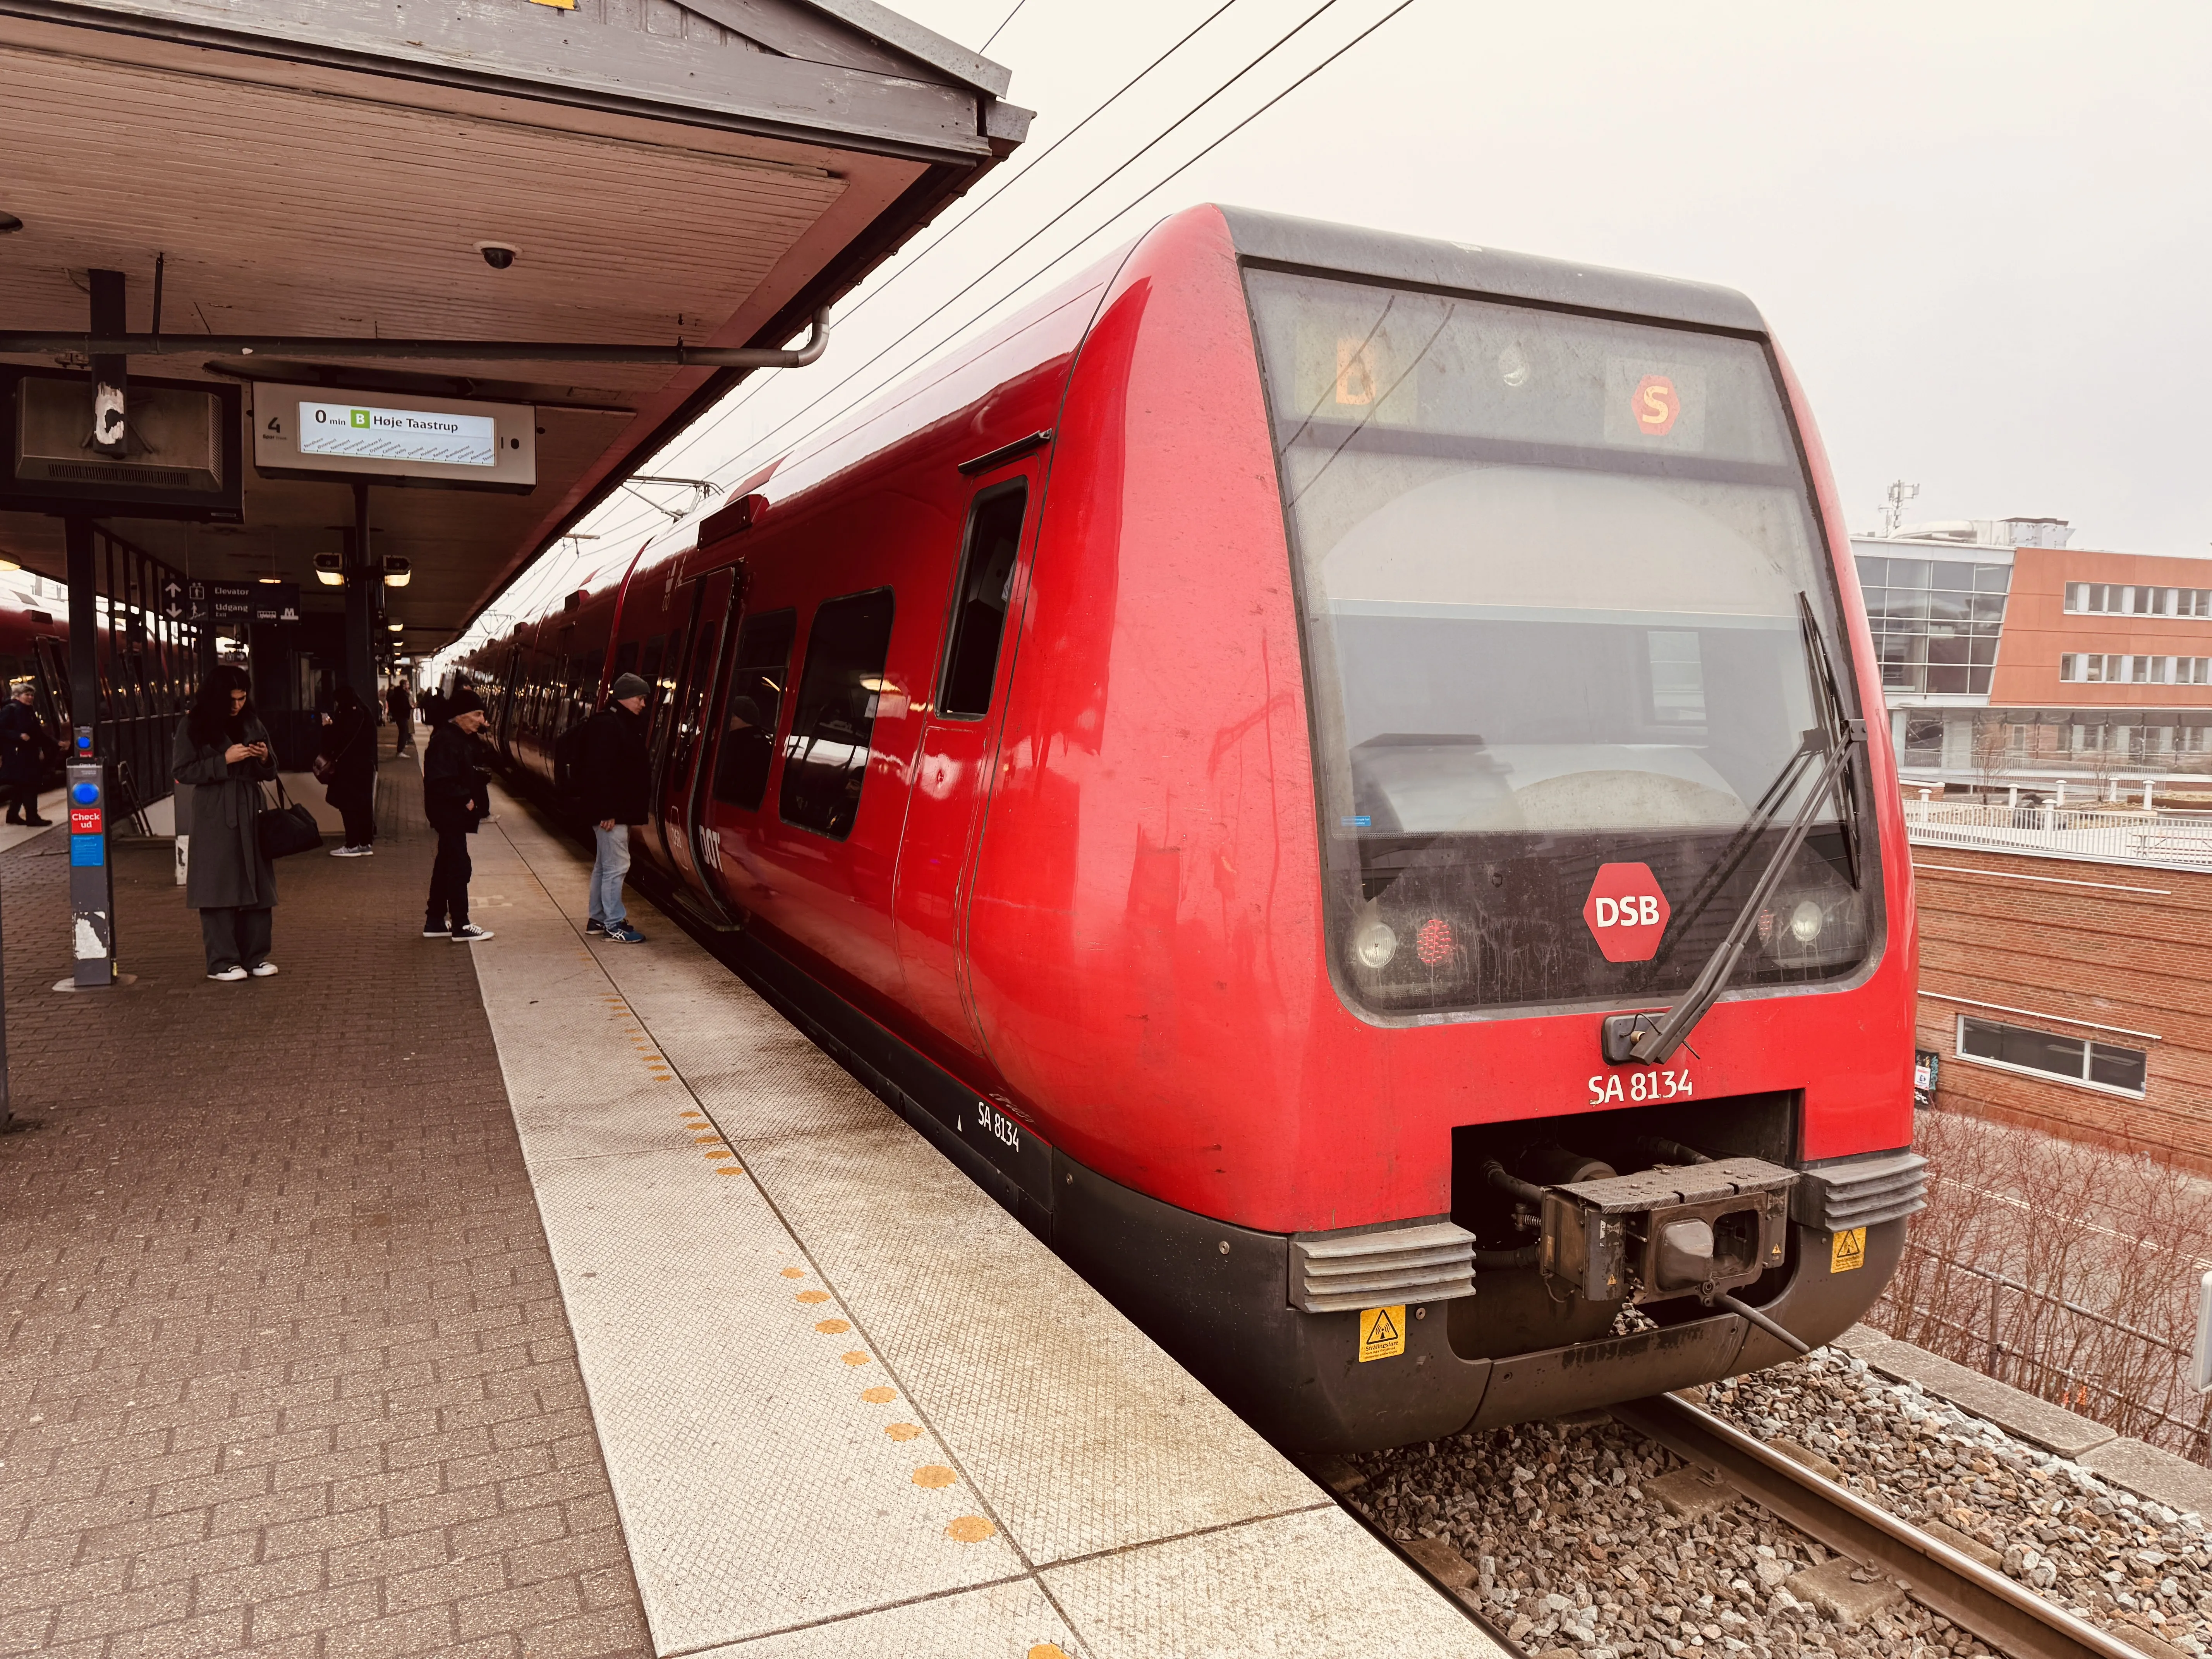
1901, 799, 2212, 867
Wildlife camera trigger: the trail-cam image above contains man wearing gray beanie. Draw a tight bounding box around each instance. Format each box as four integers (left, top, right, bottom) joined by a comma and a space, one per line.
574, 672, 653, 943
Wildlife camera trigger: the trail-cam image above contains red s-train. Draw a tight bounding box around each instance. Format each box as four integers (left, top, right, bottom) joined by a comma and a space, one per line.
462, 206, 1925, 1452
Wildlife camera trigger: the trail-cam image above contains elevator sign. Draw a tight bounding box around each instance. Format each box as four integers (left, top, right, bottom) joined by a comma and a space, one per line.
1583, 862, 1670, 962
300, 402, 496, 468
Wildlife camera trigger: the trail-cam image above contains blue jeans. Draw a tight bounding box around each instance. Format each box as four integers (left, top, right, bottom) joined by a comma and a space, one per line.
589, 824, 631, 927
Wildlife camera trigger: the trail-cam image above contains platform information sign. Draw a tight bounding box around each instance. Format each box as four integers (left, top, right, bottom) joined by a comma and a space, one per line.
251, 384, 535, 491
299, 402, 496, 468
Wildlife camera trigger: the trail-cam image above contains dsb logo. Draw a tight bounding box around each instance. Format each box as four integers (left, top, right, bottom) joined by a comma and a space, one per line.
1582, 862, 1670, 962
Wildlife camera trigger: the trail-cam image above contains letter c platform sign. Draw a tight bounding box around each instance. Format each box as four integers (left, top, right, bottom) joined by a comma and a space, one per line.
1583, 862, 1669, 962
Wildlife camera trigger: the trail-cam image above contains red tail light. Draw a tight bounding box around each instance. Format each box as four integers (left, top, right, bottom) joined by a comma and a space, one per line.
1415, 917, 1453, 966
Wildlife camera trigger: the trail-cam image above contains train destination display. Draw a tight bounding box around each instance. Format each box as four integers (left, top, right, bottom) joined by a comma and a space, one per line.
299, 402, 496, 468
251, 384, 537, 491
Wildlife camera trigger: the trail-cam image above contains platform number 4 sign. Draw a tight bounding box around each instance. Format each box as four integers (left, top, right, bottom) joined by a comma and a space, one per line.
1358, 1304, 1406, 1362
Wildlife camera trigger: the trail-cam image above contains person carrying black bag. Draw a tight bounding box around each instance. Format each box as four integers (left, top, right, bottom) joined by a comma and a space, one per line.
0, 678, 52, 826
422, 686, 494, 942
173, 666, 281, 981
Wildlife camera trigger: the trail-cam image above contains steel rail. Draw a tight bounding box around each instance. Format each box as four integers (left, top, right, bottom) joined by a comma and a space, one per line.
1610, 1392, 2152, 1659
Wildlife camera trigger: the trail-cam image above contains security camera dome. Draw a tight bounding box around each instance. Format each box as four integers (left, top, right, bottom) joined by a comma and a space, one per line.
476, 243, 518, 271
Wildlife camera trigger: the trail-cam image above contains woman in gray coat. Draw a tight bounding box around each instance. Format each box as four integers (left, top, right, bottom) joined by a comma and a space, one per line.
173, 666, 281, 981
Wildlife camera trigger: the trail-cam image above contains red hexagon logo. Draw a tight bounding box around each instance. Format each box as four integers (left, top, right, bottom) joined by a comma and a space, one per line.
1583, 862, 1670, 962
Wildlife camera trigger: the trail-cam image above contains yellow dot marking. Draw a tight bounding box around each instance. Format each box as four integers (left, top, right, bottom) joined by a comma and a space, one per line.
946, 1516, 995, 1543
814, 1318, 851, 1334
694, 1134, 725, 1144
1029, 1647, 1070, 1659
841, 1351, 871, 1367
702, 1150, 735, 1161
885, 1423, 921, 1443
911, 1465, 956, 1489
715, 1166, 745, 1176
796, 1290, 831, 1304
860, 1386, 895, 1403
781, 1267, 807, 1279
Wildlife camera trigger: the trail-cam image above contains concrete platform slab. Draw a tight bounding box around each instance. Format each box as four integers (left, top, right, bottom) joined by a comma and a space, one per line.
471, 788, 1503, 1658
2079, 1436, 2212, 1518
1854, 1336, 2118, 1458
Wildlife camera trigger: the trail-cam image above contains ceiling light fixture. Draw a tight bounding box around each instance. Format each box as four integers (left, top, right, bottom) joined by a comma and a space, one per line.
386, 621, 404, 632
383, 556, 410, 588
314, 553, 343, 587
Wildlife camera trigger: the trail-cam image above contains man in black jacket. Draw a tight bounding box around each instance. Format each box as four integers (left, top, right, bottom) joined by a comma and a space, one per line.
421, 687, 494, 942
0, 679, 52, 826
576, 672, 651, 944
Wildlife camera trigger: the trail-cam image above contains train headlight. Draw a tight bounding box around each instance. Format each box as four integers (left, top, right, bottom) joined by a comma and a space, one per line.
1760, 878, 1863, 969
1353, 921, 1398, 970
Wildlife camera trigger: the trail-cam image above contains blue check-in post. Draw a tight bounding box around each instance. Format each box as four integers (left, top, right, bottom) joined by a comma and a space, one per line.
67, 726, 115, 988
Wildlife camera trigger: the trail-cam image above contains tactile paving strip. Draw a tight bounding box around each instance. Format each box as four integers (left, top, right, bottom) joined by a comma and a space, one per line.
474, 792, 1502, 1659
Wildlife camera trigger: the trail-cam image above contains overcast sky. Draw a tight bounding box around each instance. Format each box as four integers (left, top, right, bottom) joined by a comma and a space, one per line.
468, 0, 2212, 642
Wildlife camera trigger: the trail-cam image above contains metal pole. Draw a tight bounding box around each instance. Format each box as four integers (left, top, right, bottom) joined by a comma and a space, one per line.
64, 517, 115, 988
344, 481, 376, 703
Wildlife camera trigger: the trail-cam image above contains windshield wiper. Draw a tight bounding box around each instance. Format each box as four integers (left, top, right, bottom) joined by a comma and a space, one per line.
1643, 595, 1865, 969
1603, 595, 1866, 1066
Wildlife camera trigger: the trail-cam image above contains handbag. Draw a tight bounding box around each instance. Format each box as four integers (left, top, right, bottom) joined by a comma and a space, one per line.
311, 711, 365, 785
256, 776, 323, 860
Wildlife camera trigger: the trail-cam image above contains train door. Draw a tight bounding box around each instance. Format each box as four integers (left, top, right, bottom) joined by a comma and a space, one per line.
653, 567, 739, 893
892, 475, 1034, 1051
33, 635, 68, 730
494, 647, 522, 756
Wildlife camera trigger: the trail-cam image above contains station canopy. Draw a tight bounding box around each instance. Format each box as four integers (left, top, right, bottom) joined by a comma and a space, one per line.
0, 0, 1026, 649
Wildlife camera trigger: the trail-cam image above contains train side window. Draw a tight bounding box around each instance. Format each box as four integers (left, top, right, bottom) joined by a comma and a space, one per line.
614, 640, 640, 678
712, 608, 796, 810
939, 483, 1026, 719
780, 589, 894, 840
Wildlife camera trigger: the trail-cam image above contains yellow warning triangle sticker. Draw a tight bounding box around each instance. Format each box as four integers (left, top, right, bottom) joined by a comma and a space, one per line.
1358, 1304, 1406, 1361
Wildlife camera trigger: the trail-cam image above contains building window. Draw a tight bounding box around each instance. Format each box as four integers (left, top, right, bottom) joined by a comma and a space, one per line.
2066, 582, 2212, 617
1858, 555, 2009, 696
1956, 1014, 2147, 1096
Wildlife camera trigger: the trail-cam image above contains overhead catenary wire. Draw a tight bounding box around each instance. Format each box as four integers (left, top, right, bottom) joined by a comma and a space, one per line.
555, 0, 1256, 578
596, 0, 1331, 545
979, 0, 1027, 52
443, 0, 1422, 665
679, 0, 1423, 508
590, 0, 1380, 550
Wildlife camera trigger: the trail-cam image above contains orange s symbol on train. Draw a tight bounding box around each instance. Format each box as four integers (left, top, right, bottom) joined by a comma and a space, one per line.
1632, 374, 1681, 436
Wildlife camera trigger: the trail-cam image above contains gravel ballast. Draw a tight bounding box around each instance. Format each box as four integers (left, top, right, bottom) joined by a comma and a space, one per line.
1342, 1349, 2210, 1658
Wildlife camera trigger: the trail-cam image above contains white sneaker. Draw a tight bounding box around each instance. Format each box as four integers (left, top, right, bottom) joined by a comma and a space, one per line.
331, 844, 373, 857
249, 962, 279, 977
451, 924, 495, 942
207, 965, 248, 982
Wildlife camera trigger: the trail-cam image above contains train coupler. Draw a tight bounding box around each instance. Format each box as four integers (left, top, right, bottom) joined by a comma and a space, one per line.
1538, 1157, 1795, 1305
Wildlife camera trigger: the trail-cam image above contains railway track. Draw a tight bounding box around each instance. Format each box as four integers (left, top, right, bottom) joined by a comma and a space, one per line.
1336, 1386, 2167, 1659
1603, 1392, 2150, 1659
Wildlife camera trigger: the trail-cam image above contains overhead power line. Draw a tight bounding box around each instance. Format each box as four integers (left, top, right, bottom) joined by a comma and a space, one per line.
633, 0, 1250, 497
456, 0, 1423, 652
610, 0, 1358, 542
685, 0, 1422, 506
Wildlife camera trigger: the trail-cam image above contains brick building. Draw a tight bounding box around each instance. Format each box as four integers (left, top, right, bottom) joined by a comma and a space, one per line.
1859, 519, 2212, 787
1910, 841, 2212, 1165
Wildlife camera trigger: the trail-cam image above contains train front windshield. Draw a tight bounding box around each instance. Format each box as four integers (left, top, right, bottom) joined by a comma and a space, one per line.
1245, 267, 1879, 1017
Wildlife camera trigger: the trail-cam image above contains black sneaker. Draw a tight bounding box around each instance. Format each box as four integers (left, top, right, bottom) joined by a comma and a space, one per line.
584, 919, 608, 936
422, 924, 450, 938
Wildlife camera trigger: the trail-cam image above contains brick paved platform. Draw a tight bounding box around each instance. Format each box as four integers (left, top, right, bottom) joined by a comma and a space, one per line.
0, 757, 653, 1659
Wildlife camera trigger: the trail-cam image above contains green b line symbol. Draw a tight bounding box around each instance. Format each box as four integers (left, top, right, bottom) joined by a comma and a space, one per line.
349, 409, 369, 428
